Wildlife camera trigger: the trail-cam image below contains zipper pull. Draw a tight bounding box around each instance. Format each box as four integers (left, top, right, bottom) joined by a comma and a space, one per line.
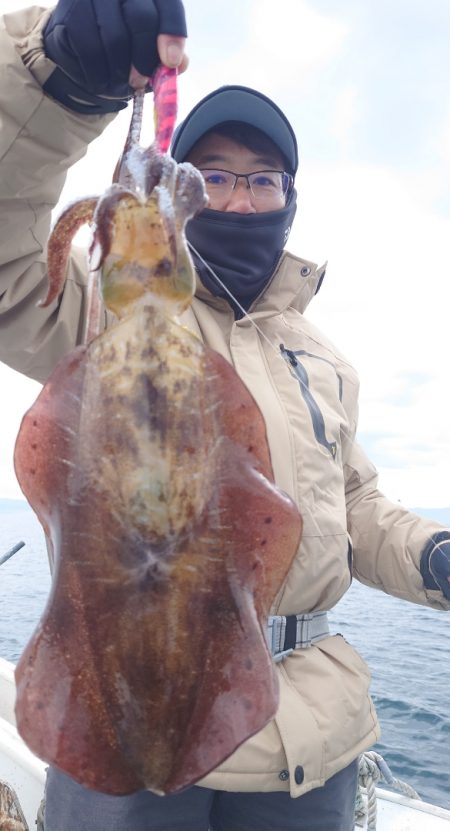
279, 343, 298, 368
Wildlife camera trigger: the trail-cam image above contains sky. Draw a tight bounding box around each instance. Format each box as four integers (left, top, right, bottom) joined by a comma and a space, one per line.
1, 0, 450, 507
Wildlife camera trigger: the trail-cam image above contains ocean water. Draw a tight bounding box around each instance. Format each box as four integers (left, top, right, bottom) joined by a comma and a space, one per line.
0, 501, 449, 810
0, 504, 51, 662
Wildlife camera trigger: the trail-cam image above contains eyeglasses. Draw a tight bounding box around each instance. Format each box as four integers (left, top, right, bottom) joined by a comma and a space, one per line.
198, 169, 293, 204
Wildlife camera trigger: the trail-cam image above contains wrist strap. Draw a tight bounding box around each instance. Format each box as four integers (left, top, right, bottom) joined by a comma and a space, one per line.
43, 68, 132, 114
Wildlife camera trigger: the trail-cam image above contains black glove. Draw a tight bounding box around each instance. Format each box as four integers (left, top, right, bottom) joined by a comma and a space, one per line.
43, 0, 187, 114
420, 532, 450, 600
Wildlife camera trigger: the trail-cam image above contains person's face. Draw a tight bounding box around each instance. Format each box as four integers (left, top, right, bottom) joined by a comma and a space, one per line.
186, 134, 288, 214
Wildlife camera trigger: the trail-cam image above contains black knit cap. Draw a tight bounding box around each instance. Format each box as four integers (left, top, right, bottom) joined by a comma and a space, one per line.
171, 85, 299, 176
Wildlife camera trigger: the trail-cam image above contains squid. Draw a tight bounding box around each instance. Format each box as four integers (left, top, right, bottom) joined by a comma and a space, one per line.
13, 67, 302, 795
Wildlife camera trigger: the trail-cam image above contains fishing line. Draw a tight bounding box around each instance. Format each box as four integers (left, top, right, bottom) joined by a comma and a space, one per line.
187, 241, 285, 362
137, 91, 359, 541
187, 240, 359, 459
187, 240, 339, 539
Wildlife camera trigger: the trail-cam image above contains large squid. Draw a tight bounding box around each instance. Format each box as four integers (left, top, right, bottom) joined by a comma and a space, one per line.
13, 68, 302, 795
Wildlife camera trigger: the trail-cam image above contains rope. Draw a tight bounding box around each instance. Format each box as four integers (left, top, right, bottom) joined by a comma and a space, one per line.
355, 751, 421, 830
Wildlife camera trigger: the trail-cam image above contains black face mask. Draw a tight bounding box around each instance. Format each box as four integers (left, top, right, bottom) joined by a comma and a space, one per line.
185, 190, 297, 318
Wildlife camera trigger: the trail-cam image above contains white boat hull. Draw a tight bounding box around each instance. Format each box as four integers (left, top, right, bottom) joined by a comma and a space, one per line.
361, 787, 450, 830
0, 658, 46, 828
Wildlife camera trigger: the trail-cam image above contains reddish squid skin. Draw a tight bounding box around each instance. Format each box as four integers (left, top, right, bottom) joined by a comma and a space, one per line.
14, 320, 302, 794
13, 64, 303, 796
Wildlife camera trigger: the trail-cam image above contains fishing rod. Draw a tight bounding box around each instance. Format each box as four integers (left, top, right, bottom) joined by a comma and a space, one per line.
0, 541, 25, 567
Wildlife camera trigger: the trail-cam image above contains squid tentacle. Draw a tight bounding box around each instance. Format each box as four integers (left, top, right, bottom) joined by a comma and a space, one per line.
42, 197, 98, 308
89, 185, 140, 273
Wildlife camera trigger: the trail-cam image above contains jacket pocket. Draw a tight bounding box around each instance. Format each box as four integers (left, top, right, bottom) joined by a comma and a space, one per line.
280, 346, 337, 459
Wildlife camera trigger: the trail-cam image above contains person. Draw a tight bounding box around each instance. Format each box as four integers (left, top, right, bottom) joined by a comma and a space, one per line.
1, 2, 450, 830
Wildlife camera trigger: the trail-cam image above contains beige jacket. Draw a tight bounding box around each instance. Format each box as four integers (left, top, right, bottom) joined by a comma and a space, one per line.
1, 7, 449, 798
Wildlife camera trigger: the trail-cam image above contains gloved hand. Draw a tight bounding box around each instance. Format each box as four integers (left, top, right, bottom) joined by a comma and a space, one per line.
42, 0, 187, 114
420, 532, 450, 600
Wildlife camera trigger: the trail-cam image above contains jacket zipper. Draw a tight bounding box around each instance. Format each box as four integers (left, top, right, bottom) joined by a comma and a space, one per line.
280, 344, 337, 459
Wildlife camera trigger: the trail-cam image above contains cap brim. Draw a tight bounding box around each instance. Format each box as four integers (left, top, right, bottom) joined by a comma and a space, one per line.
171, 86, 298, 175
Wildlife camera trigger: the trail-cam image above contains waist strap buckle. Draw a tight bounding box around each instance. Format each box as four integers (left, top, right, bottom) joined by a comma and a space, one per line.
267, 612, 330, 661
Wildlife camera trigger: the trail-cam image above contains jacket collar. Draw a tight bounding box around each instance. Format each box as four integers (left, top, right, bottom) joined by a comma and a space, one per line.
193, 251, 327, 318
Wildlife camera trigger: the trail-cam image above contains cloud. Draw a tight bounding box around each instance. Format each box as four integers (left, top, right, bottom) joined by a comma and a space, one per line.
436, 108, 450, 171
181, 0, 349, 123
246, 0, 349, 85
292, 156, 450, 506
330, 86, 360, 157
377, 460, 450, 509
296, 159, 450, 351
358, 431, 443, 470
